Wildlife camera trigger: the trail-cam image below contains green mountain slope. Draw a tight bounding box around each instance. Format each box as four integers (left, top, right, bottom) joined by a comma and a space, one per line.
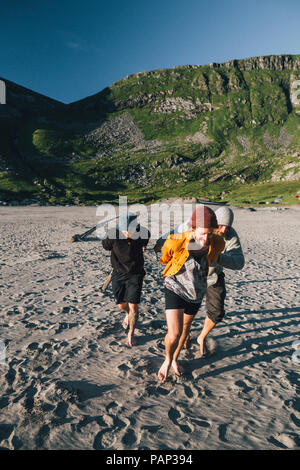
1, 54, 300, 205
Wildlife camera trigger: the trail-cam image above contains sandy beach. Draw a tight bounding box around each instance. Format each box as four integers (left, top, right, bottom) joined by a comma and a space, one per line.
0, 203, 299, 450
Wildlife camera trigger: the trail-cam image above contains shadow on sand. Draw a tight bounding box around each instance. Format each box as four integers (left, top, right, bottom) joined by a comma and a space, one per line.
186, 307, 300, 381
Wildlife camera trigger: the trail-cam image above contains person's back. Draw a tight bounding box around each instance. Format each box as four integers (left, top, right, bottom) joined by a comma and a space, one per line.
103, 225, 150, 275
102, 213, 150, 347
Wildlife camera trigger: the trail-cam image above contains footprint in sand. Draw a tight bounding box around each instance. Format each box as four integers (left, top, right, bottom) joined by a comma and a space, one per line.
0, 424, 23, 450
234, 379, 254, 394
10, 432, 23, 450
35, 425, 50, 449
218, 423, 229, 443
117, 363, 131, 375
136, 384, 171, 399
0, 424, 14, 447
183, 384, 194, 399
23, 342, 61, 374
96, 323, 120, 338
109, 340, 124, 352
0, 397, 9, 410
44, 361, 62, 375
21, 396, 46, 426
141, 425, 163, 435
285, 397, 300, 413
93, 429, 116, 449
55, 322, 79, 334
5, 364, 17, 387
128, 357, 156, 376
93, 413, 129, 449
113, 415, 129, 430
54, 381, 83, 404
26, 342, 39, 353
168, 407, 193, 434
290, 413, 300, 428
88, 341, 98, 352
106, 401, 121, 412
54, 401, 69, 419
268, 432, 300, 449
142, 319, 165, 334
191, 417, 211, 429
121, 428, 137, 447
153, 339, 165, 352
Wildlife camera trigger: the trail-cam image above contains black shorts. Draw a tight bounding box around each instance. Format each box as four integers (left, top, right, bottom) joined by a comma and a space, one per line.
111, 270, 144, 304
206, 272, 226, 323
164, 287, 201, 316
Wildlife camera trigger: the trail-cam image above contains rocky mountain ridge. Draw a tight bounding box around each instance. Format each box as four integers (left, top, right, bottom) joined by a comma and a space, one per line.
0, 54, 300, 205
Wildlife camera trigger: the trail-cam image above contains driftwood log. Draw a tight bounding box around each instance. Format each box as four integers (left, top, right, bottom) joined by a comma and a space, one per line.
70, 215, 120, 243
70, 225, 97, 243
102, 270, 113, 291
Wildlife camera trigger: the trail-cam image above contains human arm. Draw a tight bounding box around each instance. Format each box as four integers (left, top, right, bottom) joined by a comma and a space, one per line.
217, 230, 245, 270
101, 230, 115, 251
154, 221, 189, 252
208, 234, 226, 265
159, 237, 174, 265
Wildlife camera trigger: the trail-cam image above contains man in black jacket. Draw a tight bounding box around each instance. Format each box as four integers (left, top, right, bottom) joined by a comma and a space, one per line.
102, 213, 150, 346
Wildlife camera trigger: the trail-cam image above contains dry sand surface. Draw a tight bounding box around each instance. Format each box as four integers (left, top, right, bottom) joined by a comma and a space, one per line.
0, 203, 299, 450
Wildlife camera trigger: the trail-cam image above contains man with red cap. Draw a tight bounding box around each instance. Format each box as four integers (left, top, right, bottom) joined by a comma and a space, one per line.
157, 205, 225, 383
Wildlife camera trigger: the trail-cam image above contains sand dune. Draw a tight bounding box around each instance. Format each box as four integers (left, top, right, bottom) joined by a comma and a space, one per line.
0, 204, 299, 450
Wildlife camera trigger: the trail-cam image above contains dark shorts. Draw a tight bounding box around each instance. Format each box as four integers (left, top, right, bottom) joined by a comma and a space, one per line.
164, 287, 202, 316
111, 270, 144, 304
206, 272, 226, 323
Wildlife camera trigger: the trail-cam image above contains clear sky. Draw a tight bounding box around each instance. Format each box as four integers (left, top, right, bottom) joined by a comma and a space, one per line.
1, 0, 300, 103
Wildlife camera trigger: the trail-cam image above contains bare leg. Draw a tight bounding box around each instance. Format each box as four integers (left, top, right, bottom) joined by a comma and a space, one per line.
183, 334, 191, 349
197, 316, 216, 356
117, 302, 130, 329
158, 309, 184, 383
172, 314, 195, 375
127, 303, 139, 347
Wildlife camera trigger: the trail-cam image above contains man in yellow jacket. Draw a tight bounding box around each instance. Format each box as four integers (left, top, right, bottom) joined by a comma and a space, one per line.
158, 205, 225, 383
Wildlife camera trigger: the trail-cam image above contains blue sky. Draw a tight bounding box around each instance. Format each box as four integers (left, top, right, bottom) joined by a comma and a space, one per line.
0, 0, 300, 103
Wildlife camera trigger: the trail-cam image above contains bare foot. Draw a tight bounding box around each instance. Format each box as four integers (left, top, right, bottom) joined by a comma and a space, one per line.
183, 334, 191, 350
128, 333, 137, 347
172, 360, 185, 376
157, 359, 171, 383
122, 315, 129, 330
197, 336, 207, 357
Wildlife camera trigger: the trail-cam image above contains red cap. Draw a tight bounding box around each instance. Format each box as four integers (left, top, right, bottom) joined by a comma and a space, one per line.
190, 205, 218, 229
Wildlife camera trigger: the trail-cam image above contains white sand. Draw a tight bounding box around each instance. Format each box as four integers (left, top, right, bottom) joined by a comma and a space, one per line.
0, 204, 299, 450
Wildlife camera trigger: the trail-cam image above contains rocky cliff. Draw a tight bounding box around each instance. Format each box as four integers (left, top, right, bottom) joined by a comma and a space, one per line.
0, 54, 299, 205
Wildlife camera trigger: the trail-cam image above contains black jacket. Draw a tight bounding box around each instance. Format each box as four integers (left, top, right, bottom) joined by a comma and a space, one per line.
102, 226, 151, 274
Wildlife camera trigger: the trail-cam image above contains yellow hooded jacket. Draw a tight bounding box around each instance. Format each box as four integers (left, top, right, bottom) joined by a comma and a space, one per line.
159, 231, 225, 279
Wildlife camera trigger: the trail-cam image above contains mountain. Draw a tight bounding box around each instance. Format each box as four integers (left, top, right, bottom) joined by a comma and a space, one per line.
1, 54, 300, 206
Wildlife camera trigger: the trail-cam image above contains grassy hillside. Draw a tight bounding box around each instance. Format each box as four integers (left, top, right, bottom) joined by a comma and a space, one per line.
0, 55, 300, 205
